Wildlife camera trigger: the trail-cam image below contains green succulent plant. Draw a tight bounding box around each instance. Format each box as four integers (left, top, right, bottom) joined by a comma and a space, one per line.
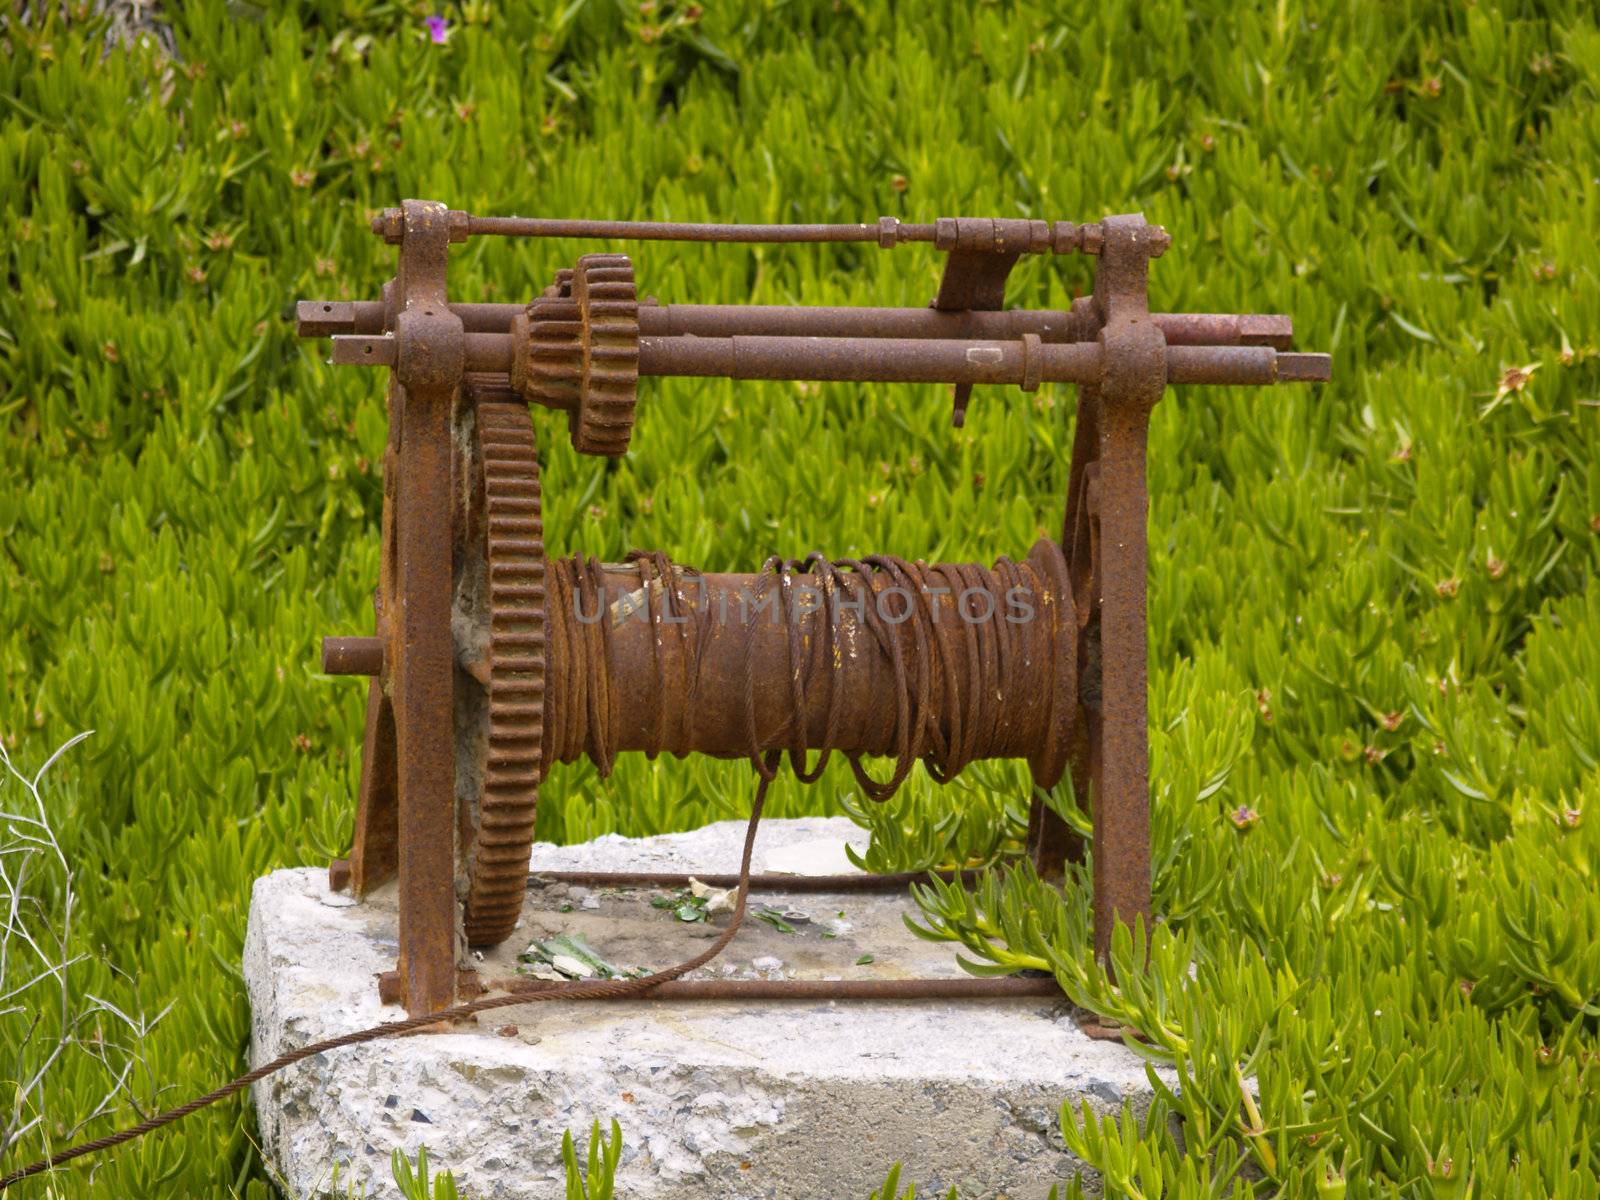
2, 1, 1598, 1196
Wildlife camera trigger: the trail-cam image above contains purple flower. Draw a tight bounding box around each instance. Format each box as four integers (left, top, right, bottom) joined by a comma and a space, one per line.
425, 15, 449, 44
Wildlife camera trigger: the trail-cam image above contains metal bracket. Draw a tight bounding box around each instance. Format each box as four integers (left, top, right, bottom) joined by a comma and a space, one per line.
1076, 214, 1165, 961
930, 218, 1034, 428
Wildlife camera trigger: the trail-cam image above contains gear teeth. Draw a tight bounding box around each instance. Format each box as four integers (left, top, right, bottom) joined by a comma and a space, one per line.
511, 255, 639, 455
462, 399, 547, 948
572, 254, 639, 457
516, 294, 584, 407
541, 267, 575, 299
570, 251, 639, 456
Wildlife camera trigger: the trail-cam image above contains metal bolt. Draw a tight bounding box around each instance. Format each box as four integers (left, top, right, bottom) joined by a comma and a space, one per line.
323, 636, 385, 675
370, 208, 404, 244
329, 858, 352, 892
377, 971, 403, 1006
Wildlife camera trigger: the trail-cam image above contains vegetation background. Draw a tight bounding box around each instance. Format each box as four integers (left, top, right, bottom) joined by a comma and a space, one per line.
1, 0, 1598, 1196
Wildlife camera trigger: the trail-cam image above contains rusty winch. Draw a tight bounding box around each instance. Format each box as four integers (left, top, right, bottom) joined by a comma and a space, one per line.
298, 200, 1329, 1019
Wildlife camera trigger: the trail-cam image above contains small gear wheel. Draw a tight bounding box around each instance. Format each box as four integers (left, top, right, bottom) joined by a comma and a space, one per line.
569, 253, 639, 456
510, 255, 639, 457
511, 292, 582, 413
457, 389, 547, 947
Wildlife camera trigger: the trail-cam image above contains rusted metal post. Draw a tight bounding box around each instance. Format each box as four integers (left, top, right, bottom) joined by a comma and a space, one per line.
1082, 215, 1166, 961
1085, 404, 1156, 961
389, 201, 466, 1016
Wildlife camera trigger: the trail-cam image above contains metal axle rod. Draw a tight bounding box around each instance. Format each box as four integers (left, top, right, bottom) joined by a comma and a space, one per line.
530, 869, 980, 891
637, 335, 1328, 387
298, 299, 1294, 349
374, 210, 1108, 254
466, 216, 934, 244
332, 331, 1328, 388
493, 976, 1062, 1001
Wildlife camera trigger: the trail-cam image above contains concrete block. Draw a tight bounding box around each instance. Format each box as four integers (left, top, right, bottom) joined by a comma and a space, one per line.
246, 818, 1161, 1199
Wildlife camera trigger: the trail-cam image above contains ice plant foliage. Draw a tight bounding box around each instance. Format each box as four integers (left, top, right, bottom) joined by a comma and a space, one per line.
1, 1, 1598, 1196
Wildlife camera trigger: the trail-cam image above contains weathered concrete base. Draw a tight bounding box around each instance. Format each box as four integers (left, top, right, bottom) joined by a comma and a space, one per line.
246, 818, 1160, 1199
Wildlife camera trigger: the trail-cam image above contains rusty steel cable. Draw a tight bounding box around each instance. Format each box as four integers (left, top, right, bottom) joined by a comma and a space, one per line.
762, 549, 1057, 798
543, 549, 1064, 797
546, 554, 621, 777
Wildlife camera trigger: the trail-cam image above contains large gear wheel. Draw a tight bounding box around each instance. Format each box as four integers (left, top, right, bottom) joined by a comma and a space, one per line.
510, 254, 639, 457
458, 388, 547, 946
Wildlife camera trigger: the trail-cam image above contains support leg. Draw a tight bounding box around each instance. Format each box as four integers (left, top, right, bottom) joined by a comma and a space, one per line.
1078, 215, 1166, 964
392, 379, 459, 1016
1085, 402, 1153, 963
389, 200, 468, 1017
347, 618, 399, 895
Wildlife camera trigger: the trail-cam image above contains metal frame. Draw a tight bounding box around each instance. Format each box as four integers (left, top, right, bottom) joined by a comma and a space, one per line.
302, 201, 1329, 1018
